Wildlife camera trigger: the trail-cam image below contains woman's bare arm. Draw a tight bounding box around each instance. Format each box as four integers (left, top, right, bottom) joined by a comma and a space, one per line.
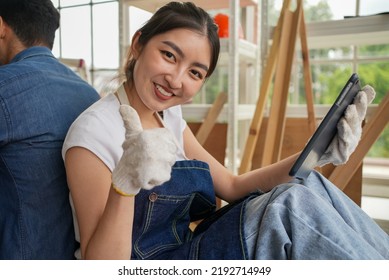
65, 147, 135, 259
183, 125, 298, 202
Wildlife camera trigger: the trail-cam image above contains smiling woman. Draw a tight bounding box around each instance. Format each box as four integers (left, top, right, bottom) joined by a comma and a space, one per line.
62, 2, 222, 260
61, 1, 389, 260
128, 29, 212, 112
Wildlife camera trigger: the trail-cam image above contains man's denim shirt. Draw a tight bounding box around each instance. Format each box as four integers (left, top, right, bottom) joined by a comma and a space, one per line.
0, 47, 99, 259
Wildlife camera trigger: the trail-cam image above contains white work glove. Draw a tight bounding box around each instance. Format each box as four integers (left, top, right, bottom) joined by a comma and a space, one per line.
111, 105, 178, 196
317, 85, 375, 167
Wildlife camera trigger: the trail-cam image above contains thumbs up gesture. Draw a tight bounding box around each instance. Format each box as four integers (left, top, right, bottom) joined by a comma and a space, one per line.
111, 105, 178, 196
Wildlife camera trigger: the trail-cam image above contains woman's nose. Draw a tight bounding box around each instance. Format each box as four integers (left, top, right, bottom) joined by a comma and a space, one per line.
165, 71, 183, 89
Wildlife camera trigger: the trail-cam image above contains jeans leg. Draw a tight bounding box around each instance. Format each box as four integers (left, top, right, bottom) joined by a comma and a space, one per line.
243, 171, 389, 259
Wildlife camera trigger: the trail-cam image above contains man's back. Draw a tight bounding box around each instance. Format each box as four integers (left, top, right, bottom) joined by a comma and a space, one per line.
0, 46, 100, 259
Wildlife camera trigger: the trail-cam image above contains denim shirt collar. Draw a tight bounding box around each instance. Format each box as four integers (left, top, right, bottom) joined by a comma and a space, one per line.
10, 46, 54, 64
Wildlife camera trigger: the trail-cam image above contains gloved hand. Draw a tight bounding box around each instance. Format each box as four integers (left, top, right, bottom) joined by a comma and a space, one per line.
111, 105, 178, 196
317, 85, 375, 167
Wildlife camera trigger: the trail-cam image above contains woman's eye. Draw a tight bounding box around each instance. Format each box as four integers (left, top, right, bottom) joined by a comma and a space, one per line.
161, 50, 175, 61
190, 70, 204, 80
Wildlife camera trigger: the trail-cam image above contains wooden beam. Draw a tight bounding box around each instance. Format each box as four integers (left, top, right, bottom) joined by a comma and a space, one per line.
261, 1, 302, 166
299, 7, 316, 134
238, 0, 292, 174
195, 92, 227, 145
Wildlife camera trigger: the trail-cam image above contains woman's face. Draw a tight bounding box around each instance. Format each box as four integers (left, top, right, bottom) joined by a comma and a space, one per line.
131, 28, 212, 113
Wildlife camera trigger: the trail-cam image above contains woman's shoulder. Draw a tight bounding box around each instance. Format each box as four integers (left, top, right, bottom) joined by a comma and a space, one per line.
85, 93, 120, 115
62, 93, 124, 170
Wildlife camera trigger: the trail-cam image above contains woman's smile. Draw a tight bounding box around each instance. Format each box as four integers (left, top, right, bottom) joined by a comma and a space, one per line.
155, 83, 174, 100
130, 28, 211, 113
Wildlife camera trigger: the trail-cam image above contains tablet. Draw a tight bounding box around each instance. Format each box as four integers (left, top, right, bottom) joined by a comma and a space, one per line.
289, 73, 361, 179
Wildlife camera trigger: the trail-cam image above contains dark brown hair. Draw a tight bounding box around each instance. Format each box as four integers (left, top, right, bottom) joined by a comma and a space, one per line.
0, 0, 59, 49
123, 1, 220, 86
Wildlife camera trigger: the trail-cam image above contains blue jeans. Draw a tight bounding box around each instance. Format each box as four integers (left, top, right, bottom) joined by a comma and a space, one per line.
244, 171, 389, 259
131, 160, 250, 259
131, 161, 389, 260
0, 47, 99, 259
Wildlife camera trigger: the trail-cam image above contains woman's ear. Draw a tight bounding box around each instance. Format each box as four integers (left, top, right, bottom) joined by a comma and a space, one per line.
0, 17, 6, 39
131, 31, 142, 59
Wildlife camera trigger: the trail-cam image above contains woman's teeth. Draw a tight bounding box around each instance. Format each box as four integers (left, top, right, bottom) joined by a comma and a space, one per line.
156, 85, 173, 97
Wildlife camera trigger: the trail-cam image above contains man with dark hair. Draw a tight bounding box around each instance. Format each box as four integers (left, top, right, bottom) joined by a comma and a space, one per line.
0, 0, 100, 259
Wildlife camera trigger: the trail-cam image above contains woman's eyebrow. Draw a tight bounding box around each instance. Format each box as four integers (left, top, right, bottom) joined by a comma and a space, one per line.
163, 40, 184, 58
162, 40, 209, 72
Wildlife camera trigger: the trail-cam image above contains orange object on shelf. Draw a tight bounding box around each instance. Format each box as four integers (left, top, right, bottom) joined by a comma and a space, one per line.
213, 13, 244, 39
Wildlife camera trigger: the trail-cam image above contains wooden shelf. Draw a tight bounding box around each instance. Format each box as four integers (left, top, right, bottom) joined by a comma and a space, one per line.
306, 14, 389, 48
182, 103, 378, 122
218, 38, 258, 65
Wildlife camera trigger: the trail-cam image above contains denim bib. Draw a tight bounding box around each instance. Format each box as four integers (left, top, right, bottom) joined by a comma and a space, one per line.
131, 160, 248, 259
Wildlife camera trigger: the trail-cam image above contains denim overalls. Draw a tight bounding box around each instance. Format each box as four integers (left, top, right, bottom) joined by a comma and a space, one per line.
110, 84, 248, 260
131, 160, 250, 260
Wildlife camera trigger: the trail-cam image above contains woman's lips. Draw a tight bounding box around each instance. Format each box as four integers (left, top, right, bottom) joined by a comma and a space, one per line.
155, 84, 174, 100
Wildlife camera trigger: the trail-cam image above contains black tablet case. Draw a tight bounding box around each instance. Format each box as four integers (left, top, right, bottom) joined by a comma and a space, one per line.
289, 73, 361, 179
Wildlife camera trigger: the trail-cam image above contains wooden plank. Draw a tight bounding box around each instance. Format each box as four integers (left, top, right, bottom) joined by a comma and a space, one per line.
321, 164, 363, 205
195, 92, 227, 145
252, 118, 313, 169
299, 7, 316, 134
261, 1, 302, 166
239, 0, 292, 174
